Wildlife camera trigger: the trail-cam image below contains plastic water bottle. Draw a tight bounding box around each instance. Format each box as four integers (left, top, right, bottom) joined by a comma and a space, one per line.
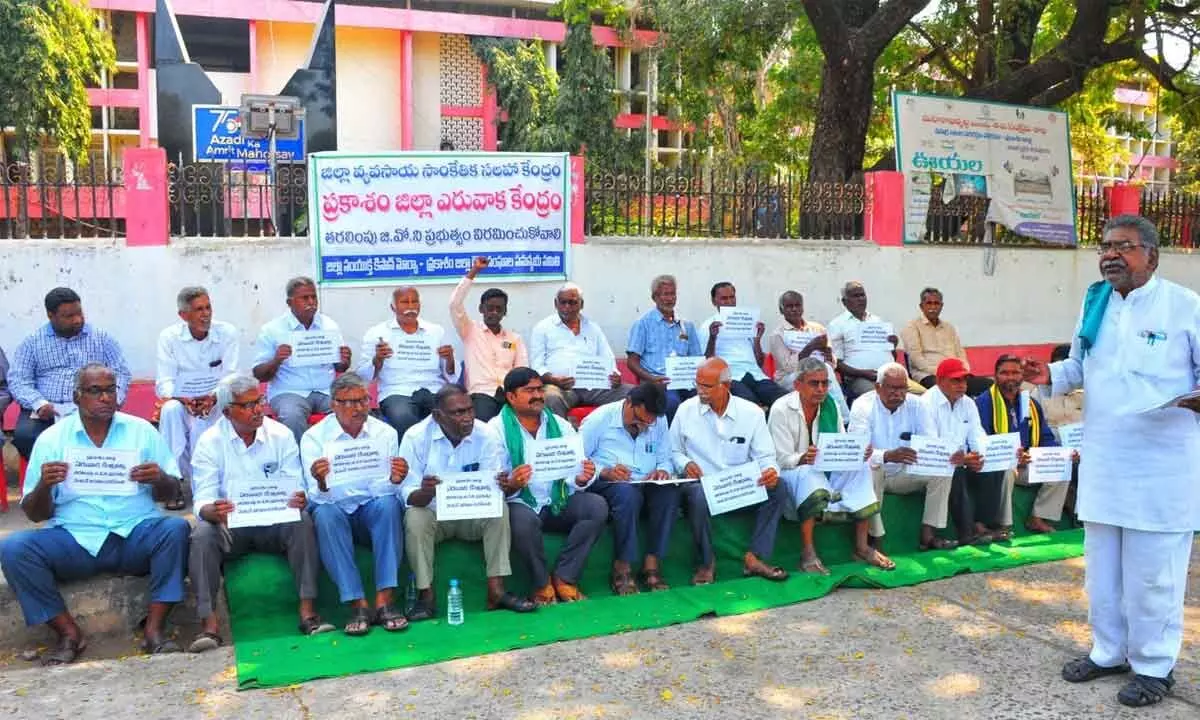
404, 572, 417, 615
447, 578, 464, 626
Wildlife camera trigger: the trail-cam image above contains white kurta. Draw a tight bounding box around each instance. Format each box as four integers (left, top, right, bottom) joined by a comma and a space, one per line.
1050, 276, 1200, 532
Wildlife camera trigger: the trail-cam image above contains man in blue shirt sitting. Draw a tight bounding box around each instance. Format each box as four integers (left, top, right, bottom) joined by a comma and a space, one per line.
625, 275, 702, 421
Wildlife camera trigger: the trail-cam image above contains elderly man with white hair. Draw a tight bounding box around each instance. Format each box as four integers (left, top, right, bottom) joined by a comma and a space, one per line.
187, 373, 331, 653
829, 281, 913, 403
848, 362, 955, 560
528, 282, 630, 418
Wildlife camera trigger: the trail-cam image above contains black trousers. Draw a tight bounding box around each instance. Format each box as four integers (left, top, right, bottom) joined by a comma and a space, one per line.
948, 467, 1007, 540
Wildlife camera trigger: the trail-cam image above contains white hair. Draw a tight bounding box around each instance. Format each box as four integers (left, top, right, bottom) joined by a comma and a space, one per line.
215, 374, 260, 415
876, 362, 909, 384
718, 365, 732, 383
556, 282, 583, 300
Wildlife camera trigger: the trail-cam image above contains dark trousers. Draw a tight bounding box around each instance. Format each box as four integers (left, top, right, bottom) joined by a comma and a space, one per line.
919, 374, 994, 397
635, 482, 703, 560
13, 412, 54, 459
949, 467, 1007, 540
380, 389, 436, 439
470, 391, 504, 422
587, 480, 645, 564
509, 494, 608, 588
679, 481, 785, 566
664, 389, 693, 423
730, 373, 787, 409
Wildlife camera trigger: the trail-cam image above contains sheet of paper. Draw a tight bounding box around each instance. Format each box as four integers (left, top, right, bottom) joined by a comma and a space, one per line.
781, 330, 817, 353
979, 432, 1021, 473
1142, 389, 1200, 413
31, 402, 77, 419
287, 330, 342, 367
571, 358, 612, 391
326, 438, 389, 489
908, 435, 955, 476
64, 447, 138, 497
700, 462, 767, 515
857, 321, 895, 353
436, 471, 504, 521
718, 306, 760, 340
1055, 423, 1084, 451
527, 436, 584, 481
665, 355, 704, 390
1026, 447, 1073, 484
386, 331, 439, 371
628, 477, 698, 485
228, 470, 301, 529
175, 370, 221, 399
814, 433, 869, 472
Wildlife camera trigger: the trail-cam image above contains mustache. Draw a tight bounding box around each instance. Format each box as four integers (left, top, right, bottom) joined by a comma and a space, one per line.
1101, 259, 1126, 271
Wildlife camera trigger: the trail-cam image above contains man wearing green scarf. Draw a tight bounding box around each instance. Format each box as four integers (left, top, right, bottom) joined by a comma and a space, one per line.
488, 368, 604, 606
769, 357, 880, 575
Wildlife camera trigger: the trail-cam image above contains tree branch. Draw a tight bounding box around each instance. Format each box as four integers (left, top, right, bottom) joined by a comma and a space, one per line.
906, 21, 975, 89
860, 0, 936, 56
800, 0, 850, 57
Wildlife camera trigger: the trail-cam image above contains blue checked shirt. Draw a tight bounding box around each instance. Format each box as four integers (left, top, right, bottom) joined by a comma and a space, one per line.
9, 324, 131, 410
626, 309, 701, 377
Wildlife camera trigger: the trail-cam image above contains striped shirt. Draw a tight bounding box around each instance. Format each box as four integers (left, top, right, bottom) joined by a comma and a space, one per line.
9, 324, 131, 410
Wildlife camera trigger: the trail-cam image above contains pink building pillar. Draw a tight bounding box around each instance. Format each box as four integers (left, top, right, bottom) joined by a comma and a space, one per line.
1109, 183, 1141, 217
123, 148, 170, 247
400, 31, 413, 150
864, 171, 904, 246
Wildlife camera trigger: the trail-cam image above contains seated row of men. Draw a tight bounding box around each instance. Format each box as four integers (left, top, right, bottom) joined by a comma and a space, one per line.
0, 349, 1077, 664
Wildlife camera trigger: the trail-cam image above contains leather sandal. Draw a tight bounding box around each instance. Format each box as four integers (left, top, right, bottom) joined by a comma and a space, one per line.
1061, 656, 1131, 683
640, 567, 670, 591
553, 576, 587, 602
1117, 673, 1174, 707
531, 583, 558, 607
487, 591, 537, 613
42, 635, 87, 666
610, 568, 638, 596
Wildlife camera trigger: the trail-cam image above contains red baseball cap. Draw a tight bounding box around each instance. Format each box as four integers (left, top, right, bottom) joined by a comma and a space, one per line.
936, 357, 971, 380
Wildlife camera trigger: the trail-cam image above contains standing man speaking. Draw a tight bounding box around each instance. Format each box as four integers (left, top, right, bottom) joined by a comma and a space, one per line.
1024, 215, 1199, 708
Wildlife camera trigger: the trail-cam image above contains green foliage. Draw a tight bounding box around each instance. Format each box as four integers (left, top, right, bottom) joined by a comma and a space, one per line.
0, 0, 115, 162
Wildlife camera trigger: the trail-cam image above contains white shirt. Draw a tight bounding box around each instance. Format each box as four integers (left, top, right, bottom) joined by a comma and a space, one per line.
486, 412, 592, 511
252, 312, 343, 400
669, 395, 777, 475
848, 391, 936, 476
1049, 276, 1200, 532
397, 415, 505, 512
528, 314, 617, 376
357, 317, 458, 399
191, 416, 302, 510
920, 384, 987, 453
300, 414, 401, 513
828, 310, 894, 373
155, 320, 240, 398
701, 312, 765, 381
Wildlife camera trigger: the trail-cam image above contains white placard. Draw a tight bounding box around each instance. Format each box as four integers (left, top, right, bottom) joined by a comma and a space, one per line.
857, 321, 894, 353
1142, 389, 1200, 413
1026, 447, 1073, 484
665, 355, 705, 390
287, 330, 342, 367
1056, 423, 1083, 451
326, 438, 388, 488
386, 331, 439, 371
527, 436, 584, 481
979, 432, 1021, 473
628, 476, 697, 485
700, 461, 768, 515
228, 470, 301, 529
782, 330, 817, 353
175, 370, 221, 399
436, 471, 504, 521
571, 358, 612, 391
718, 307, 760, 340
908, 435, 955, 476
814, 433, 869, 472
64, 447, 138, 496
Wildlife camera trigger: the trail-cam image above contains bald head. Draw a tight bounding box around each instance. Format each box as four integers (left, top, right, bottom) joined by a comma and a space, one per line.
695, 358, 732, 409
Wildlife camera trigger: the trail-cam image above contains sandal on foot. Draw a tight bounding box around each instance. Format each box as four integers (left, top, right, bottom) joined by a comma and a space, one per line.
373, 605, 409, 632
1061, 656, 1131, 683
487, 591, 537, 613
531, 583, 558, 607
991, 528, 1013, 542
344, 606, 372, 636
853, 547, 897, 571
298, 615, 335, 636
1117, 673, 1174, 707
691, 565, 715, 586
141, 634, 181, 655
553, 576, 587, 602
42, 635, 87, 666
609, 569, 638, 596
800, 556, 831, 576
187, 631, 224, 654
407, 600, 436, 622
640, 568, 670, 592
919, 537, 958, 551
743, 558, 789, 582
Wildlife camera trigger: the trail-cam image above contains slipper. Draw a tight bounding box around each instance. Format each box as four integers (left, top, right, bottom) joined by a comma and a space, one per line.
407, 600, 437, 622
487, 591, 538, 613
42, 635, 87, 666
609, 569, 638, 596
344, 606, 372, 636
968, 531, 996, 546
1117, 673, 1174, 707
373, 605, 409, 633
691, 565, 715, 586
298, 615, 335, 636
991, 528, 1013, 542
743, 559, 789, 582
553, 576, 587, 602
1061, 656, 1131, 683
853, 547, 897, 571
187, 631, 224, 654
640, 568, 670, 592
531, 583, 558, 607
800, 556, 831, 576
141, 634, 181, 655
919, 537, 958, 551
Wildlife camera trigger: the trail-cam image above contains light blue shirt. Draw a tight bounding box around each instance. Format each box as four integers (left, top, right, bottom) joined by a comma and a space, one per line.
580, 400, 672, 478
252, 312, 343, 401
626, 309, 701, 377
301, 414, 400, 513
702, 312, 766, 382
23, 412, 179, 556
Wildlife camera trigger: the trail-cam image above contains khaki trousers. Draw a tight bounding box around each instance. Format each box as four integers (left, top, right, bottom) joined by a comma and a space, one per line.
404, 504, 512, 590
868, 466, 953, 537
1000, 467, 1070, 525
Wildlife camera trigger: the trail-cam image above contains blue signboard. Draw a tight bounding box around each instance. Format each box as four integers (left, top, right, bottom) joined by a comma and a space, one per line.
192, 105, 306, 169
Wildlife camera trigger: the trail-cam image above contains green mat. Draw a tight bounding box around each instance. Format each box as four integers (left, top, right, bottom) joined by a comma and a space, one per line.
226, 486, 1083, 689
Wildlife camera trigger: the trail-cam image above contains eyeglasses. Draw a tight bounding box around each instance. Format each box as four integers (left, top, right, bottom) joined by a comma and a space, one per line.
79, 385, 118, 398
557, 298, 581, 306
1096, 241, 1145, 255
332, 396, 370, 407
229, 397, 267, 410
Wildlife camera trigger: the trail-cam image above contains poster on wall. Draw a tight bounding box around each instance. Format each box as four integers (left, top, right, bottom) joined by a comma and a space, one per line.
309, 151, 571, 286
892, 91, 1076, 246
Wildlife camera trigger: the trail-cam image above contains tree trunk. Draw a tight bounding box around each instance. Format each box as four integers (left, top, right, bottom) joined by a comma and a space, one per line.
807, 55, 875, 182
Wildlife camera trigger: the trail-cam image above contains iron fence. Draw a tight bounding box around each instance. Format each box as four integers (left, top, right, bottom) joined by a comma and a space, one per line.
0, 159, 124, 239
166, 158, 309, 238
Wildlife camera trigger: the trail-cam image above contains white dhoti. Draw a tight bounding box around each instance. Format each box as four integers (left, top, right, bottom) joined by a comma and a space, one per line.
158, 399, 218, 481
780, 465, 877, 522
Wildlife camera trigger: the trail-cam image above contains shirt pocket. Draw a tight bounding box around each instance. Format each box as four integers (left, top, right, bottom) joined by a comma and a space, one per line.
1125, 328, 1178, 380
721, 438, 748, 466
